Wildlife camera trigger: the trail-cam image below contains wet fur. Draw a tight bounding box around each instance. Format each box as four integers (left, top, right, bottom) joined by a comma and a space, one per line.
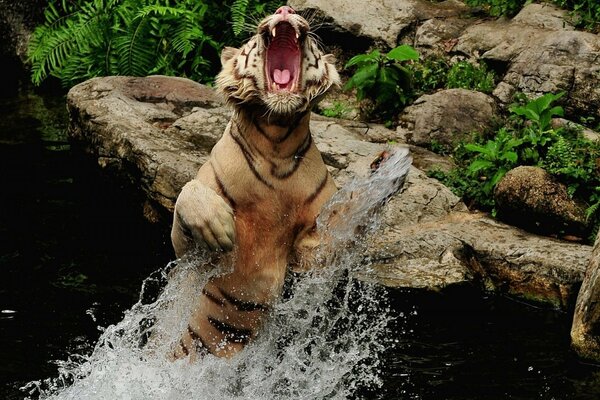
171, 9, 340, 359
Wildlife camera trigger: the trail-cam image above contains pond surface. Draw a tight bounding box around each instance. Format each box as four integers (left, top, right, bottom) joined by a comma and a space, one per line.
1, 87, 600, 400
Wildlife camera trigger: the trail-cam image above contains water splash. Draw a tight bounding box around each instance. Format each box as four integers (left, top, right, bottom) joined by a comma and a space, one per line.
23, 148, 412, 400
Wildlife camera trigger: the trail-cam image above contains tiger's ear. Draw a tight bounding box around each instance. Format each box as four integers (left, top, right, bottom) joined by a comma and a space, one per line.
323, 54, 337, 64
221, 47, 239, 66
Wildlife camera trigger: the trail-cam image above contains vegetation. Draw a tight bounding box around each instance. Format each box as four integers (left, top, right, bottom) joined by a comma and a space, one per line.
343, 45, 419, 122
430, 92, 600, 239
445, 61, 496, 93
320, 101, 352, 119
344, 45, 496, 120
464, 0, 600, 32
28, 0, 281, 87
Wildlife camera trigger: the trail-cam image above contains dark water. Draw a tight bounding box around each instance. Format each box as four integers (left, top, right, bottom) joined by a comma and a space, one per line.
1, 87, 599, 400
0, 87, 172, 399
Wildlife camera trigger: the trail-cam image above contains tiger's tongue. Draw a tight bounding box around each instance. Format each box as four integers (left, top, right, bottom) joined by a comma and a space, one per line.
273, 69, 291, 85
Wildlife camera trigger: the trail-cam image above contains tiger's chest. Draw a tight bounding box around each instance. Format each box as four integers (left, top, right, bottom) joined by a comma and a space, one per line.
210, 122, 334, 245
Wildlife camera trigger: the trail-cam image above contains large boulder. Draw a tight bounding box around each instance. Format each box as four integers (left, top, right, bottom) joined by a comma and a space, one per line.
288, 1, 600, 119
67, 75, 223, 220
456, 3, 600, 117
572, 231, 600, 361
287, 0, 469, 49
395, 89, 497, 150
368, 211, 590, 308
67, 75, 593, 309
494, 166, 589, 239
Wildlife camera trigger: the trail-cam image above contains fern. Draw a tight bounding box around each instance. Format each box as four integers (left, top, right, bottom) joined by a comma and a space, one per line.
28, 0, 283, 87
28, 0, 118, 85
231, 0, 250, 36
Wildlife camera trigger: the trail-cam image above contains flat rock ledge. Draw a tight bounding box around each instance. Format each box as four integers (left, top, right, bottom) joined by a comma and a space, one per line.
67, 76, 593, 310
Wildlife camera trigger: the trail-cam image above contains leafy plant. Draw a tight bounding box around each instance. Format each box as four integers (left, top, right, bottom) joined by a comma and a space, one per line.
464, 0, 528, 17
409, 56, 450, 95
431, 91, 600, 241
344, 44, 420, 121
463, 128, 521, 197
446, 61, 496, 93
28, 0, 281, 87
553, 0, 600, 31
319, 101, 352, 119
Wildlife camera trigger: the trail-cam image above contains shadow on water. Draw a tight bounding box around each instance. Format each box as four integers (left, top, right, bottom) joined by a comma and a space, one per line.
1, 85, 600, 399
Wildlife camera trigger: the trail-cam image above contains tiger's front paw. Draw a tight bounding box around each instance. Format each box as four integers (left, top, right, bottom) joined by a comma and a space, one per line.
172, 180, 236, 257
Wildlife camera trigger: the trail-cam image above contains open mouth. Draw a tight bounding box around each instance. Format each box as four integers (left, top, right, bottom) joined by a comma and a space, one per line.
265, 22, 301, 92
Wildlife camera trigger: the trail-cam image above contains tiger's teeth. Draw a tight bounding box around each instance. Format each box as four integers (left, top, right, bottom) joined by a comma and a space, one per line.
295, 32, 299, 40
272, 82, 277, 91
271, 28, 276, 37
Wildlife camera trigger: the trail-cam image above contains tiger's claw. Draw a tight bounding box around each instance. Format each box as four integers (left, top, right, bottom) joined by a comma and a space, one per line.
171, 180, 236, 257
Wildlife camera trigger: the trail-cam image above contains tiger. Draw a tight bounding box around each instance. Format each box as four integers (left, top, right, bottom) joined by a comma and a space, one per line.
170, 6, 402, 360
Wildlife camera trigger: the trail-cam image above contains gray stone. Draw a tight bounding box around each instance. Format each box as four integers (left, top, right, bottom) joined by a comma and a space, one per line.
288, 0, 468, 48
396, 89, 497, 149
572, 230, 600, 361
494, 166, 588, 238
67, 75, 593, 309
511, 3, 574, 31
368, 212, 592, 307
456, 3, 600, 117
414, 17, 473, 56
67, 76, 221, 218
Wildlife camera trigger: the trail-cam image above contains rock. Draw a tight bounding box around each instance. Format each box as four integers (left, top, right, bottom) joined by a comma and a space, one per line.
396, 89, 497, 150
414, 17, 474, 56
367, 212, 591, 308
67, 76, 223, 216
551, 118, 600, 143
288, 0, 469, 49
511, 3, 574, 31
494, 166, 588, 238
67, 75, 593, 309
456, 3, 600, 117
572, 230, 600, 361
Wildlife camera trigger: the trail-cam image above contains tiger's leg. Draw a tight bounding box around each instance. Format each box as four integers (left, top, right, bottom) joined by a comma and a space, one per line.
173, 264, 286, 359
171, 169, 236, 258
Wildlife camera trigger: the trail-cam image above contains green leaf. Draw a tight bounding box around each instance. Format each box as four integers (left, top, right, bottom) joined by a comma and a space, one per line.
345, 50, 381, 68
386, 44, 419, 62
489, 168, 508, 187
500, 151, 518, 163
344, 63, 379, 91
464, 143, 489, 155
468, 159, 494, 173
378, 65, 400, 85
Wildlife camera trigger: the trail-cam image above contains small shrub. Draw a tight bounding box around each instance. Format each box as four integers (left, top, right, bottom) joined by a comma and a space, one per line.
320, 101, 352, 119
464, 0, 527, 17
344, 44, 420, 121
410, 56, 450, 95
431, 92, 600, 241
446, 61, 496, 93
553, 0, 600, 31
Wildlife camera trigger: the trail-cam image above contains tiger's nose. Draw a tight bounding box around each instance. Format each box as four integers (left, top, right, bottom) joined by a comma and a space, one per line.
275, 6, 295, 18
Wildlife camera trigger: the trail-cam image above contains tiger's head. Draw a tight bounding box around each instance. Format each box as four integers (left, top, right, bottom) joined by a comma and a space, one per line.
216, 6, 340, 118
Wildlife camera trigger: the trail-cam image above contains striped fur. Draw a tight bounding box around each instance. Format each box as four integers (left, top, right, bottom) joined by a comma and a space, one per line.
171, 7, 340, 359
